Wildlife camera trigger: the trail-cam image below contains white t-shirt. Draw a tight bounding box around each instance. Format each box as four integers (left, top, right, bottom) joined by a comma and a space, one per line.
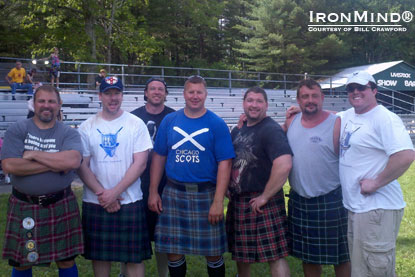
338, 105, 413, 213
79, 111, 152, 204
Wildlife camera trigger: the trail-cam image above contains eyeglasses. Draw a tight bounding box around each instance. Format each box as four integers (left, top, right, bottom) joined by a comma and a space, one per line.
187, 75, 205, 81
346, 84, 371, 93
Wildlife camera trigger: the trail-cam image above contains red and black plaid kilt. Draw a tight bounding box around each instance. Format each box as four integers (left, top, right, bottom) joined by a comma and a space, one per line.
82, 200, 152, 263
2, 191, 84, 267
226, 189, 290, 263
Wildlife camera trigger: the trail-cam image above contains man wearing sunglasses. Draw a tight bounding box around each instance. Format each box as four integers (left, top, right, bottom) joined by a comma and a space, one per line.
339, 71, 414, 276
149, 75, 235, 277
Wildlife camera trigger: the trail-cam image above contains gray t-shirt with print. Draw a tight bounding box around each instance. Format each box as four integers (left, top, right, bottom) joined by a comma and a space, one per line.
1, 119, 82, 195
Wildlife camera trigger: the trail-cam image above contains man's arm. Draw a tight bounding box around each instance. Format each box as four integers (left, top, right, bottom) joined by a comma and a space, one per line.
333, 117, 341, 156
77, 156, 120, 213
23, 150, 82, 172
96, 150, 149, 208
360, 149, 414, 194
5, 73, 12, 84
2, 157, 52, 176
209, 159, 232, 225
249, 154, 292, 214
148, 153, 167, 214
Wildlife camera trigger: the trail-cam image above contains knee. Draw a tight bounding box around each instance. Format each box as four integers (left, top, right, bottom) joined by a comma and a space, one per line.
168, 254, 184, 262
56, 259, 75, 269
14, 265, 32, 271
206, 256, 222, 262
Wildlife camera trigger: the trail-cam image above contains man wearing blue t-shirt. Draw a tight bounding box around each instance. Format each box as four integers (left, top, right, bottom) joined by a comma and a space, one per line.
148, 75, 235, 277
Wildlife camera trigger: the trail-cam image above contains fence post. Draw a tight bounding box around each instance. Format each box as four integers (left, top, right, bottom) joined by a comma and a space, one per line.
77, 62, 81, 91
122, 65, 125, 86
229, 71, 232, 96
283, 74, 287, 97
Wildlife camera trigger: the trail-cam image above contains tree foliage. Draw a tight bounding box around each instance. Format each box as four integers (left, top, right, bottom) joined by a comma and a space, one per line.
0, 0, 414, 73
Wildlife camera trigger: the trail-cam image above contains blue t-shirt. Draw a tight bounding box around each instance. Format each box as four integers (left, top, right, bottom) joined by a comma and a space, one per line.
154, 109, 235, 183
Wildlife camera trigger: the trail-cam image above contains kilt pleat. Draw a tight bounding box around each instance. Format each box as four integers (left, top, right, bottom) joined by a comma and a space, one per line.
82, 200, 151, 263
226, 190, 290, 263
155, 185, 227, 256
287, 187, 350, 264
2, 192, 84, 267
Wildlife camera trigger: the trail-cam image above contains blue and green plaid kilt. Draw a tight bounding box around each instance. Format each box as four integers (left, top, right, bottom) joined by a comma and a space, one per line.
226, 190, 290, 263
155, 184, 227, 256
288, 186, 350, 264
82, 200, 151, 263
2, 191, 84, 267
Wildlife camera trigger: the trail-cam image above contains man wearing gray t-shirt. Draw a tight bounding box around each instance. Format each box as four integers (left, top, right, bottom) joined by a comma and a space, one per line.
1, 85, 83, 276
285, 79, 350, 277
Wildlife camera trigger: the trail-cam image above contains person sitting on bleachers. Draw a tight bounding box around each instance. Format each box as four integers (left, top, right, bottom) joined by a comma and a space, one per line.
5, 61, 33, 100
27, 68, 43, 91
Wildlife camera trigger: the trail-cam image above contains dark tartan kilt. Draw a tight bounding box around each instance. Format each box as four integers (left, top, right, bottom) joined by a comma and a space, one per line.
226, 189, 290, 263
288, 186, 350, 265
155, 184, 227, 256
2, 191, 84, 267
82, 200, 151, 263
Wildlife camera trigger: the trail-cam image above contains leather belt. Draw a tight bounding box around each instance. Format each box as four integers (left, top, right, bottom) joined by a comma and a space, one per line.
12, 186, 72, 207
167, 178, 216, 192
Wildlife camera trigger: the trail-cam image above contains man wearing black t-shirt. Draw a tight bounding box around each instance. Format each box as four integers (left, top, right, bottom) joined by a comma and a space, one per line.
127, 78, 174, 277
226, 87, 293, 277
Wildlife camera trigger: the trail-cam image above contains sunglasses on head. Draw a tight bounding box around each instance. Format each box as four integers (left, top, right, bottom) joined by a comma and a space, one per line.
187, 75, 205, 81
346, 84, 371, 93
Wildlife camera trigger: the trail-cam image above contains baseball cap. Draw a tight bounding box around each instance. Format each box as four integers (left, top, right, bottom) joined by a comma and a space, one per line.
346, 71, 376, 86
100, 76, 123, 93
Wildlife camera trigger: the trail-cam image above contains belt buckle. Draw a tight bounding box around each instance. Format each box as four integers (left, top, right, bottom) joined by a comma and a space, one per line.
38, 195, 47, 207
185, 184, 198, 193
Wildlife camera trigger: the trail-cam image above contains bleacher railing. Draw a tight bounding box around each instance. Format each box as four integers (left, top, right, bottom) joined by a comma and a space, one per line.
0, 57, 413, 113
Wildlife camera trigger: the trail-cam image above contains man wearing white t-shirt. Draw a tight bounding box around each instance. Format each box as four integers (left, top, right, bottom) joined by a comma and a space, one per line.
78, 76, 153, 277
339, 71, 414, 276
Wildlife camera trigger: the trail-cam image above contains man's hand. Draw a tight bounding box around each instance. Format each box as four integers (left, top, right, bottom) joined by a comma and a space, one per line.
105, 201, 121, 213
96, 188, 122, 209
148, 192, 163, 214
208, 200, 224, 225
249, 194, 269, 215
237, 114, 247, 129
360, 179, 379, 195
22, 150, 36, 160
286, 106, 301, 120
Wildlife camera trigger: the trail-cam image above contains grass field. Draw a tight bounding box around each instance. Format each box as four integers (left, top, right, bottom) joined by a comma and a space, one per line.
0, 164, 413, 276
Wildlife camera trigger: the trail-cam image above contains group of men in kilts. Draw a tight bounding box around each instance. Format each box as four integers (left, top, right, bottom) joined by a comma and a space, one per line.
1, 71, 413, 277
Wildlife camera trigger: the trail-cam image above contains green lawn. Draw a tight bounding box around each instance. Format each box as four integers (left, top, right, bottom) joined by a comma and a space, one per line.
0, 164, 414, 276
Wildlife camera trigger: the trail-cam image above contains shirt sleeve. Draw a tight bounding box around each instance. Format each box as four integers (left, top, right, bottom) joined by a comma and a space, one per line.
61, 125, 83, 155
133, 118, 153, 153
78, 122, 91, 157
263, 121, 293, 161
213, 117, 235, 162
153, 114, 171, 156
1, 122, 26, 159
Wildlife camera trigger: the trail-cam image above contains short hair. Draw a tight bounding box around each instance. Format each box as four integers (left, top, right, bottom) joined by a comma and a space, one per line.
184, 75, 207, 88
243, 87, 268, 102
100, 69, 106, 73
144, 78, 168, 101
297, 79, 322, 97
34, 85, 61, 104
368, 81, 377, 90
30, 68, 37, 73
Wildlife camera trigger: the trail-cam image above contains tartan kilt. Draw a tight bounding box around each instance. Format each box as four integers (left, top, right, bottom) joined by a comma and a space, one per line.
226, 190, 290, 263
287, 186, 350, 264
82, 200, 151, 263
155, 185, 227, 256
2, 191, 84, 267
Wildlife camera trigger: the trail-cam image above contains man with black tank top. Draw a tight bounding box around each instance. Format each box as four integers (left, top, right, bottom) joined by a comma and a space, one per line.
285, 79, 350, 277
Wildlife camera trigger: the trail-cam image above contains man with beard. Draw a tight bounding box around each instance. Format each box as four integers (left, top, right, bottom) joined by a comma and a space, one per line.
285, 79, 350, 276
149, 75, 234, 277
226, 87, 292, 277
120, 78, 174, 277
78, 76, 153, 277
1, 85, 83, 276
